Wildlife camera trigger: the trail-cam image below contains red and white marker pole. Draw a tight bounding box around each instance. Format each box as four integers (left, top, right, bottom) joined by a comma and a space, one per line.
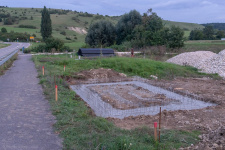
64, 65, 65, 72
55, 85, 58, 101
154, 122, 158, 142
42, 66, 44, 76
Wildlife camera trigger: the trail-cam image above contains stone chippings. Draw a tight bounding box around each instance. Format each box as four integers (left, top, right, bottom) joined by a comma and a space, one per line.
166, 50, 225, 78
179, 126, 225, 150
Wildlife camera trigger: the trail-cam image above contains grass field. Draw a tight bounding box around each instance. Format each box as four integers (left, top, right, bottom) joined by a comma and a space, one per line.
183, 40, 225, 53
0, 7, 111, 43
0, 43, 10, 48
32, 55, 220, 149
163, 20, 204, 31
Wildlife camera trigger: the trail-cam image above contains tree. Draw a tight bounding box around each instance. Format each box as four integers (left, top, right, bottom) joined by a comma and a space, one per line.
1, 27, 7, 33
130, 9, 165, 47
168, 26, 184, 48
189, 29, 204, 40
216, 30, 225, 39
45, 38, 64, 51
4, 18, 13, 25
143, 9, 163, 32
116, 10, 142, 44
85, 20, 116, 47
203, 25, 214, 40
41, 6, 52, 41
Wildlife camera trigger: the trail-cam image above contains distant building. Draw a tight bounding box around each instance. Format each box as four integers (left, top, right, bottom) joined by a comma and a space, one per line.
77, 48, 115, 57
221, 38, 225, 40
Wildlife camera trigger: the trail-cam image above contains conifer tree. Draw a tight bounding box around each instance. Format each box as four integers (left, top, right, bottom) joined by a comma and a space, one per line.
41, 6, 52, 41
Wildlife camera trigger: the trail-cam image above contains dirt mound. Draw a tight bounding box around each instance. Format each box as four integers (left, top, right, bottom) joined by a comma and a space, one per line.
66, 68, 130, 84
67, 27, 87, 34
180, 126, 225, 150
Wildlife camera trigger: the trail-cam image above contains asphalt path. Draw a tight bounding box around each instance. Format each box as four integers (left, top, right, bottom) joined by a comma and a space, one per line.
0, 52, 62, 149
0, 42, 30, 59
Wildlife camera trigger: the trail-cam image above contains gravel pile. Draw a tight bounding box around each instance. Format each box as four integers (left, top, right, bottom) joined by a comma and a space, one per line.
167, 50, 225, 78
197, 50, 225, 78
166, 51, 217, 68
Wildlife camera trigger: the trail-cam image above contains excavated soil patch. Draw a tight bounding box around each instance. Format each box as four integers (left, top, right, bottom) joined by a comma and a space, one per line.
65, 68, 130, 84
90, 84, 180, 110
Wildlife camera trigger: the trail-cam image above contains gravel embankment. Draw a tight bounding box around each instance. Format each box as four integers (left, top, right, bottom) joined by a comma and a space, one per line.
166, 50, 225, 78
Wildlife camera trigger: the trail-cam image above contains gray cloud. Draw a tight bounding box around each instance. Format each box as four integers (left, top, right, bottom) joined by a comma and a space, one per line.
1, 0, 225, 23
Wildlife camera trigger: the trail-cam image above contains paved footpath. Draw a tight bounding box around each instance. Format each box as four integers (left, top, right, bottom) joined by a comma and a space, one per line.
0, 52, 62, 150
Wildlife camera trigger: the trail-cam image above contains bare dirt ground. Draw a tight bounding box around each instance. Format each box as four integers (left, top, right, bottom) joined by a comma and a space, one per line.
90, 84, 179, 110
66, 68, 225, 149
67, 27, 87, 34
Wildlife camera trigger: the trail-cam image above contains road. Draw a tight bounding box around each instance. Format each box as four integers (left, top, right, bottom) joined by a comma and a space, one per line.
0, 52, 62, 149
0, 42, 30, 59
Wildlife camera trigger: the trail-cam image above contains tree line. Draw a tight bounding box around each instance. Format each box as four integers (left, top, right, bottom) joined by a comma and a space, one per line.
189, 26, 225, 40
85, 9, 184, 50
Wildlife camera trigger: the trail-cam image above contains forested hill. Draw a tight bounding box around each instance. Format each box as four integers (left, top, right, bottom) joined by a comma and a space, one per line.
201, 23, 225, 31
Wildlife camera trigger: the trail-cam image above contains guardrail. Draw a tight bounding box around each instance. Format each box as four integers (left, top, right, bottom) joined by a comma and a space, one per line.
0, 49, 19, 66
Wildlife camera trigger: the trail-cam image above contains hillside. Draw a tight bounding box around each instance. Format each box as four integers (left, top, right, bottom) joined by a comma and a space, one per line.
163, 20, 204, 31
0, 7, 118, 48
0, 7, 204, 49
201, 23, 225, 31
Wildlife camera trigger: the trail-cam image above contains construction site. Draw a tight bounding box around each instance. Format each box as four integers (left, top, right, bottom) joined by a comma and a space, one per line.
67, 68, 225, 149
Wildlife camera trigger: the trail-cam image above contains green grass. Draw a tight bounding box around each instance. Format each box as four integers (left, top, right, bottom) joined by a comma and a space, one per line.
183, 40, 225, 53
0, 7, 102, 43
65, 42, 85, 50
0, 53, 18, 75
52, 56, 218, 79
32, 55, 216, 149
163, 20, 204, 31
184, 31, 190, 38
0, 43, 10, 48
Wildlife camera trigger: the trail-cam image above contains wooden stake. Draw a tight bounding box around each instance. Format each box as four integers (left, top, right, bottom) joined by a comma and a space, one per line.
64, 65, 65, 72
159, 107, 162, 143
42, 66, 44, 76
154, 122, 157, 142
55, 85, 58, 101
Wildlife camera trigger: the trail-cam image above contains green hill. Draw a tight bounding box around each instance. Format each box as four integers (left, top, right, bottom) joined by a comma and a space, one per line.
0, 7, 204, 49
163, 20, 204, 31
201, 23, 225, 31
0, 7, 118, 48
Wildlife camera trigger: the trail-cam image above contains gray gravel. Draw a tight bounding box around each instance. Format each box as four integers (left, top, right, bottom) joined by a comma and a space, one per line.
166, 50, 225, 78
0, 53, 62, 150
71, 81, 214, 119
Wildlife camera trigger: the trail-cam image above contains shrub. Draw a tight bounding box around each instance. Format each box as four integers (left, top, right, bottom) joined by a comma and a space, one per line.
1, 27, 7, 33
18, 25, 37, 29
60, 31, 66, 35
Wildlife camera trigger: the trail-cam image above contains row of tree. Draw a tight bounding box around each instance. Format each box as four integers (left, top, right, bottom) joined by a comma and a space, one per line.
85, 9, 184, 49
189, 26, 225, 40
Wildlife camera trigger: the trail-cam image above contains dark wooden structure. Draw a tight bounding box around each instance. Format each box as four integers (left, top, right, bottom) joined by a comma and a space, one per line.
77, 48, 115, 57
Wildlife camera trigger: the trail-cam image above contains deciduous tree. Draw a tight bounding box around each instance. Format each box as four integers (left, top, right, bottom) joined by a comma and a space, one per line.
85, 20, 116, 47
116, 10, 142, 44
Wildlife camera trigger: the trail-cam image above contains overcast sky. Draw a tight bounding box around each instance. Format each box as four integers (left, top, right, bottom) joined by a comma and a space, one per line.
1, 0, 225, 24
